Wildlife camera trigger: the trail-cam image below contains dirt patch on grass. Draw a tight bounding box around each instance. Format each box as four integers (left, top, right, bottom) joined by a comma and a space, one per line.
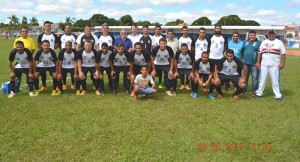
286, 49, 300, 56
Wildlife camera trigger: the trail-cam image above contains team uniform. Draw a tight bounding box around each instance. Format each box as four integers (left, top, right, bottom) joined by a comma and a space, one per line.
114, 37, 132, 51
8, 48, 34, 93
59, 33, 77, 49
152, 45, 174, 91
134, 74, 155, 94
256, 39, 286, 99
127, 33, 142, 49
98, 34, 115, 50
129, 50, 151, 76
37, 32, 59, 50
140, 35, 155, 53
109, 50, 131, 92
178, 36, 192, 51
174, 50, 195, 92
228, 40, 243, 60
152, 35, 163, 46
76, 33, 99, 50
242, 39, 262, 93
209, 34, 228, 66
76, 48, 100, 92
98, 49, 113, 92
193, 58, 215, 95
34, 48, 58, 91
192, 37, 211, 60
58, 48, 77, 89
215, 56, 245, 97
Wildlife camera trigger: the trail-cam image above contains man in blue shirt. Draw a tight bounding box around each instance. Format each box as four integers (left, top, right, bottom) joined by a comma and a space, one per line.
242, 30, 261, 96
113, 29, 133, 53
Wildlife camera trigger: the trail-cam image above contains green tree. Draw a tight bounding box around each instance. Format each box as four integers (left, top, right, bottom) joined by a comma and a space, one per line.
21, 16, 28, 26
191, 17, 212, 26
29, 17, 39, 27
73, 19, 91, 28
216, 15, 242, 26
165, 21, 177, 26
135, 20, 151, 26
90, 14, 108, 26
244, 20, 260, 26
65, 17, 76, 24
175, 19, 184, 25
151, 22, 162, 26
286, 33, 294, 39
7, 14, 19, 31
120, 15, 133, 26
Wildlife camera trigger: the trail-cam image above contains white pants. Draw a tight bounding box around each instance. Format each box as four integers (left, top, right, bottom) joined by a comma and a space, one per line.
256, 66, 282, 98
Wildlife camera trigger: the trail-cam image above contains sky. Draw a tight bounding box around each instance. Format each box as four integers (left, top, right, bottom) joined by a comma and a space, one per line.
1, 0, 300, 26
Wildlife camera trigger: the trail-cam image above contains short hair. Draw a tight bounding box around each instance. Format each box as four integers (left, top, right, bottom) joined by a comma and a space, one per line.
182, 26, 188, 30
42, 40, 50, 44
101, 42, 108, 48
15, 41, 24, 47
85, 24, 92, 28
226, 49, 234, 55
159, 38, 167, 43
20, 27, 28, 31
131, 24, 138, 29
134, 42, 142, 47
167, 30, 174, 34
249, 30, 256, 34
142, 25, 149, 29
84, 39, 92, 44
181, 43, 188, 48
44, 21, 52, 26
117, 43, 124, 48
214, 24, 222, 28
65, 23, 72, 28
201, 51, 209, 56
140, 65, 148, 70
232, 31, 239, 35
155, 25, 161, 29
65, 40, 72, 46
199, 27, 206, 31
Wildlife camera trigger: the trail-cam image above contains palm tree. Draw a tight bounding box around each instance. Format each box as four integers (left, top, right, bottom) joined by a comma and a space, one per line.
65, 17, 75, 24
7, 14, 19, 31
29, 17, 39, 27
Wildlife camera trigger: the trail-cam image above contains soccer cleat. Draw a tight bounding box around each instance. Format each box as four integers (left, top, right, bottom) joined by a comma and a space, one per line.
70, 84, 76, 89
207, 93, 215, 99
192, 92, 198, 98
217, 93, 223, 99
51, 90, 57, 96
179, 85, 185, 90
76, 90, 81, 95
38, 86, 46, 92
166, 91, 173, 96
63, 85, 67, 90
95, 90, 101, 95
29, 92, 35, 97
158, 84, 163, 89
8, 92, 16, 98
185, 85, 191, 90
172, 91, 177, 96
80, 90, 87, 95
55, 90, 62, 96
275, 98, 282, 102
34, 90, 39, 96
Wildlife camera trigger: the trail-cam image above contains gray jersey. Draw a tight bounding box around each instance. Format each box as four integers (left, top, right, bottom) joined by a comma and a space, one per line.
82, 50, 96, 67
198, 62, 211, 74
114, 54, 129, 66
134, 54, 147, 66
100, 50, 112, 68
177, 53, 192, 69
220, 60, 238, 75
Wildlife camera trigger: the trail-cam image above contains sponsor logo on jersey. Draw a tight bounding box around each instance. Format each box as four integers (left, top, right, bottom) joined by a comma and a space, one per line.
203, 43, 207, 46
50, 38, 54, 42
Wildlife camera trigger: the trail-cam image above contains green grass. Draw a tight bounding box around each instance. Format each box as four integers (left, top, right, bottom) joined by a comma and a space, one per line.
0, 38, 300, 161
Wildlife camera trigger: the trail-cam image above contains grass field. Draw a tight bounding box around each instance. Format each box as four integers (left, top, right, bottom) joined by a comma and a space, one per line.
0, 38, 299, 161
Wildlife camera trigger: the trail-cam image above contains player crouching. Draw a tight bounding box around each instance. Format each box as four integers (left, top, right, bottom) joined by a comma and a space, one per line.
131, 66, 157, 100
213, 49, 247, 99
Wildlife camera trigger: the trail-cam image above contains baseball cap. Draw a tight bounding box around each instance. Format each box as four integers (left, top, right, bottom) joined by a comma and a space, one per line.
268, 29, 276, 34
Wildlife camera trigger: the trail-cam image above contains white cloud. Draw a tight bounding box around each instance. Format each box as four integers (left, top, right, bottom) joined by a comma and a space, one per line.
296, 13, 300, 19
150, 0, 194, 5
101, 0, 146, 5
256, 9, 277, 16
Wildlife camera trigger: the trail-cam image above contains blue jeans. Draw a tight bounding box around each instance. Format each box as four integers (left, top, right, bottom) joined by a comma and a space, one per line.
245, 64, 259, 93
138, 87, 154, 94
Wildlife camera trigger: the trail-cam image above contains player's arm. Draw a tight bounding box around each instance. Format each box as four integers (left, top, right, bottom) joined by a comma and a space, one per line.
255, 53, 262, 70
109, 54, 116, 77
279, 53, 286, 69
8, 59, 15, 79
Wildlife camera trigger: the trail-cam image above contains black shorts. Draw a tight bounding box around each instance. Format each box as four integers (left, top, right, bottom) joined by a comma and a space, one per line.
14, 68, 30, 77
62, 68, 74, 77
37, 66, 56, 76
198, 73, 209, 82
178, 68, 192, 76
155, 65, 171, 74
218, 73, 239, 85
209, 59, 220, 68
82, 66, 96, 77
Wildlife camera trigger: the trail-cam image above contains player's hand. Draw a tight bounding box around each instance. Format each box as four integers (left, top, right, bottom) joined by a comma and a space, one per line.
279, 63, 284, 69
57, 73, 62, 80
214, 78, 221, 86
173, 71, 179, 78
99, 73, 103, 80
127, 72, 131, 79
110, 71, 116, 79
9, 72, 16, 79
151, 70, 156, 78
94, 71, 99, 79
189, 72, 194, 80
34, 72, 39, 78
79, 72, 85, 80
152, 84, 156, 89
168, 70, 173, 79
255, 63, 261, 70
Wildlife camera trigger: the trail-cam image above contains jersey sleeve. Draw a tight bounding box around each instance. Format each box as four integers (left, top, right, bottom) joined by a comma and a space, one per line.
144, 51, 151, 63
58, 34, 62, 49
109, 51, 116, 62
191, 37, 196, 49
124, 50, 130, 62
94, 51, 101, 63
97, 50, 102, 60
206, 37, 211, 53
208, 59, 215, 72
188, 51, 195, 62
24, 48, 33, 61
53, 33, 59, 43
151, 46, 159, 57
216, 57, 226, 71
37, 33, 43, 44
166, 46, 174, 58
129, 51, 135, 63
76, 49, 83, 61
194, 59, 201, 70
234, 57, 244, 73
110, 34, 115, 45
50, 49, 58, 61
8, 49, 17, 62
223, 35, 228, 51
58, 49, 66, 61
34, 50, 42, 61
175, 50, 180, 61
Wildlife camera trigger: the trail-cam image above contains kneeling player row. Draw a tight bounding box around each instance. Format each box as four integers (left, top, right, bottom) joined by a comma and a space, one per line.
8, 38, 247, 100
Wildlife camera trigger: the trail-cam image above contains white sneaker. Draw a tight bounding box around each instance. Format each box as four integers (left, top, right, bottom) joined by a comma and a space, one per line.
166, 91, 173, 96
29, 92, 35, 97
8, 92, 16, 98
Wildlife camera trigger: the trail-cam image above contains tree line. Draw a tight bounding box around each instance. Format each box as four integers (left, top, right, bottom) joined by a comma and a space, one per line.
2, 14, 260, 32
